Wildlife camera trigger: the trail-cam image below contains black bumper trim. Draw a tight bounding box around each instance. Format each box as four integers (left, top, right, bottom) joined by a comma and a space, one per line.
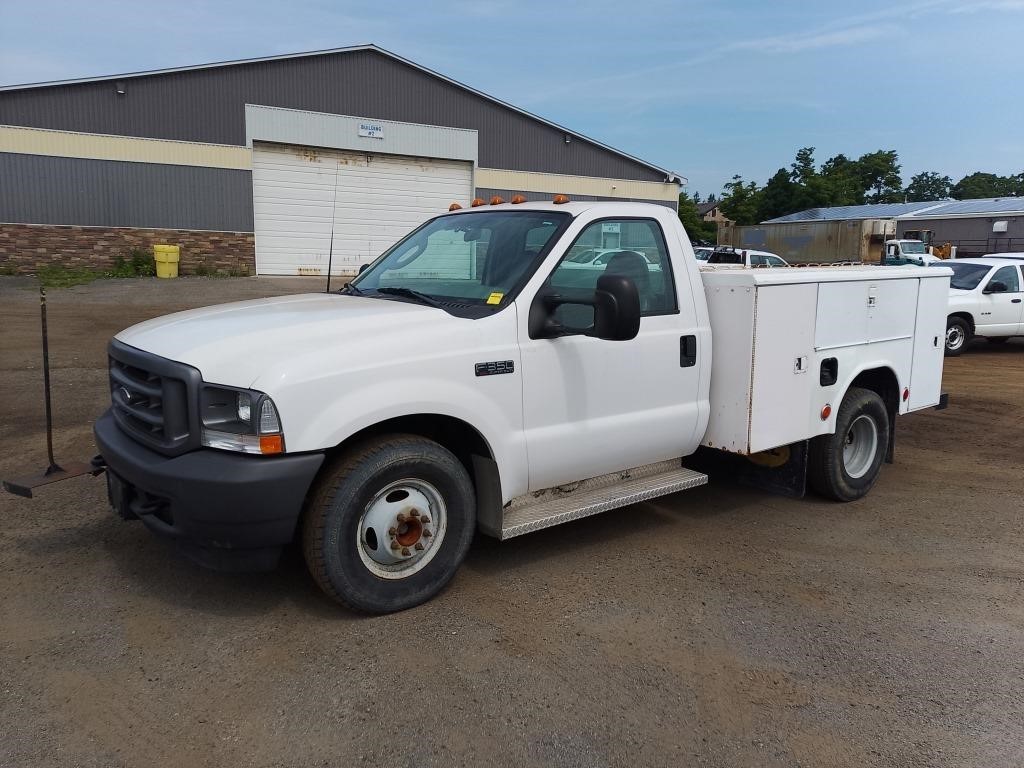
94, 409, 324, 570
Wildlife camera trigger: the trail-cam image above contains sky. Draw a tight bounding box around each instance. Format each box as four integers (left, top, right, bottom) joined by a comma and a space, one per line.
2, 0, 1023, 197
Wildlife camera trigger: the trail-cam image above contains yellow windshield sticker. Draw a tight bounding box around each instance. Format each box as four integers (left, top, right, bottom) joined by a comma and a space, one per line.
486, 292, 504, 305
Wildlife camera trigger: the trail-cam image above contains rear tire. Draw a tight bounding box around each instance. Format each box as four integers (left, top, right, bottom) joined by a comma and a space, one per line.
945, 316, 970, 356
808, 387, 889, 502
302, 434, 476, 613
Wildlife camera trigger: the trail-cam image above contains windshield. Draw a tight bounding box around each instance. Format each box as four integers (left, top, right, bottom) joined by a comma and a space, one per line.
900, 241, 927, 254
943, 263, 991, 290
351, 210, 570, 306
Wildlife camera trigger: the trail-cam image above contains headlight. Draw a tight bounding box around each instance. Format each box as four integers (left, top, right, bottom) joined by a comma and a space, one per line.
199, 385, 284, 455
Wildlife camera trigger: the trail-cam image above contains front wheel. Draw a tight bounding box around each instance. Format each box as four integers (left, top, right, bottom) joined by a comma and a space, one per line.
302, 435, 476, 613
945, 316, 970, 356
808, 387, 889, 502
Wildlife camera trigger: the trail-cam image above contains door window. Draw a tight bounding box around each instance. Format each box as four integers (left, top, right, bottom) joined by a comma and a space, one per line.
989, 265, 1020, 292
549, 219, 677, 315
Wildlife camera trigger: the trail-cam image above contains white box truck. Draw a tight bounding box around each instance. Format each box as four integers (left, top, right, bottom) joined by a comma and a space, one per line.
91, 200, 951, 612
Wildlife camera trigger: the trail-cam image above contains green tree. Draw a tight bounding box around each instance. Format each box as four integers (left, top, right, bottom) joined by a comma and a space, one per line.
856, 150, 903, 203
757, 168, 797, 221
820, 153, 864, 206
719, 175, 763, 226
678, 191, 715, 242
787, 147, 831, 211
904, 171, 952, 202
950, 171, 1023, 199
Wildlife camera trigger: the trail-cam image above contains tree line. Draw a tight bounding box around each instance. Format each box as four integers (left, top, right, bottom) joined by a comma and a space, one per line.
680, 147, 1024, 235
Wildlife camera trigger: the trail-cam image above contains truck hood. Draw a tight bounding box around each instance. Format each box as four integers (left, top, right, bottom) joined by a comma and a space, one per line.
116, 293, 449, 387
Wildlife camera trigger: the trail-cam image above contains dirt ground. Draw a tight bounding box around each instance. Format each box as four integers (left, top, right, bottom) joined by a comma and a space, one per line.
1, 276, 1022, 768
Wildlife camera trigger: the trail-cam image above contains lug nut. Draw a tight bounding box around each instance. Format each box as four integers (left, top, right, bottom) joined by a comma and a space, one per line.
422, 529, 432, 538
397, 512, 408, 523
388, 527, 397, 536
420, 515, 430, 524
410, 509, 420, 518
414, 542, 424, 551
390, 541, 401, 551
401, 547, 411, 556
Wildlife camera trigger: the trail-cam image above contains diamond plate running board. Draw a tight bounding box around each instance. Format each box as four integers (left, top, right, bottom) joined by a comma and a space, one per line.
499, 460, 708, 540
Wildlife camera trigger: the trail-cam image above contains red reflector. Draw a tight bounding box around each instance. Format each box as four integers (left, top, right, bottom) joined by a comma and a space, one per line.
820, 404, 832, 421
902, 387, 910, 401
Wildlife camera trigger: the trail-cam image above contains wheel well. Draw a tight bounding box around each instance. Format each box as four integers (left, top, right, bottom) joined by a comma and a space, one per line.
334, 414, 494, 473
848, 366, 899, 462
948, 311, 974, 334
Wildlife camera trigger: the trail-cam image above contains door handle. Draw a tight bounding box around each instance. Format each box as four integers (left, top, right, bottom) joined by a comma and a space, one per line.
680, 335, 697, 368
1012, 298, 1022, 303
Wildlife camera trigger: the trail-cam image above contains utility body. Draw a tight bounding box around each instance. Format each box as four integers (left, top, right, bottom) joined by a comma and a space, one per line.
95, 201, 951, 611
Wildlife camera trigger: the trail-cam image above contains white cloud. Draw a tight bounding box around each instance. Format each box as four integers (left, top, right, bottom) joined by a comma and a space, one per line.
729, 24, 895, 55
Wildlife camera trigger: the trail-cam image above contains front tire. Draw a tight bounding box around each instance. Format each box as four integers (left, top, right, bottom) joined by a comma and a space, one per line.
302, 435, 476, 613
945, 316, 970, 356
808, 387, 889, 502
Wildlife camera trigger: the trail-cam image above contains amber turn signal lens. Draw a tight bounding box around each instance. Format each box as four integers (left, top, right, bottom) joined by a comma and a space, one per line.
511, 195, 527, 204
820, 404, 832, 421
470, 198, 486, 207
449, 202, 463, 211
490, 196, 505, 205
553, 194, 570, 204
259, 434, 284, 454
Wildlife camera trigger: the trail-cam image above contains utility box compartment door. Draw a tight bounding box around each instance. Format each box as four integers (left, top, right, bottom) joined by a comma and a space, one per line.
909, 276, 948, 409
749, 283, 817, 453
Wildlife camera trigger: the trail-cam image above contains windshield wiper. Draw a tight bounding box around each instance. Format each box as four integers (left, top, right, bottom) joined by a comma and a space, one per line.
338, 282, 366, 296
375, 286, 449, 308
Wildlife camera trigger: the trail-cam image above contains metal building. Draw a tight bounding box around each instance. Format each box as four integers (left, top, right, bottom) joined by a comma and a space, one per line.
0, 45, 682, 276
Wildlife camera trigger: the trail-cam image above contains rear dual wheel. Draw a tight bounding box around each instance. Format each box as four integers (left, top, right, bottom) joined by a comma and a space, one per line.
808, 387, 889, 502
302, 435, 476, 613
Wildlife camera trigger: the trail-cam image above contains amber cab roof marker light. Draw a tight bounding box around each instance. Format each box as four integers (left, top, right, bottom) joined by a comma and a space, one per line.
470, 198, 486, 207
490, 196, 505, 205
449, 202, 463, 211
553, 194, 570, 204
511, 194, 527, 204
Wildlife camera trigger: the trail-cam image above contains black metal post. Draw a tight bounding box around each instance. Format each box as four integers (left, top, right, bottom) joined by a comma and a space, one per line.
39, 286, 62, 475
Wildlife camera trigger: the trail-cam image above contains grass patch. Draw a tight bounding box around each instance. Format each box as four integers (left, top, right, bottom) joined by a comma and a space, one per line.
0, 266, 17, 276
37, 265, 106, 288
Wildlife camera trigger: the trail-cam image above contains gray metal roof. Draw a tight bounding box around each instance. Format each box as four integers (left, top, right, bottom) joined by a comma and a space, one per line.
902, 198, 1024, 217
764, 197, 1024, 224
764, 202, 942, 223
0, 44, 682, 184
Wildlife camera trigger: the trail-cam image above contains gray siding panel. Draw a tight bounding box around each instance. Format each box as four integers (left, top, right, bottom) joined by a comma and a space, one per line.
0, 50, 665, 182
0, 153, 254, 231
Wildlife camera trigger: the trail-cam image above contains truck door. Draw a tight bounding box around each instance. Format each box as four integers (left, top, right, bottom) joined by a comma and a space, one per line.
978, 265, 1023, 334
517, 216, 704, 491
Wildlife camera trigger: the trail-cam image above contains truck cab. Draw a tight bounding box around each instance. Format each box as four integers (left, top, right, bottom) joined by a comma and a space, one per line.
884, 239, 936, 266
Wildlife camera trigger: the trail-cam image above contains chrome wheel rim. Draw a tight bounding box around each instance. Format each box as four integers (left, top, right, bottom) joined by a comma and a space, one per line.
357, 479, 447, 580
843, 414, 878, 480
946, 325, 964, 351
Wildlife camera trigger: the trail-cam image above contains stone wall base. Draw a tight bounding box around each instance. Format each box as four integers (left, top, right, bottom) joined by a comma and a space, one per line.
0, 223, 255, 276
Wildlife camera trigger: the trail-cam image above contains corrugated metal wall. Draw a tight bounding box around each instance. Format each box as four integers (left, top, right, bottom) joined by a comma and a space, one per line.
0, 152, 254, 231
0, 49, 665, 182
896, 215, 1024, 257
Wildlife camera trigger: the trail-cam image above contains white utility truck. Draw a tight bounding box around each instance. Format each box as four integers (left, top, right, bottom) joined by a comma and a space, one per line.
96, 200, 951, 612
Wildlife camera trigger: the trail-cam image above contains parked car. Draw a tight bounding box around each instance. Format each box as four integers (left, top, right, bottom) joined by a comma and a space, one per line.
562, 248, 659, 270
982, 252, 1024, 261
693, 246, 715, 261
706, 247, 789, 268
937, 257, 1024, 355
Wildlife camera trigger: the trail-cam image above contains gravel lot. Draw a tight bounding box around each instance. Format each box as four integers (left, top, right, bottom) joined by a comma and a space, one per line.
1, 276, 1022, 768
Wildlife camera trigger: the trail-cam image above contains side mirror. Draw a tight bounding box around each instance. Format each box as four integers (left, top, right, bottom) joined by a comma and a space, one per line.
529, 274, 641, 341
984, 280, 1008, 294
358, 263, 370, 274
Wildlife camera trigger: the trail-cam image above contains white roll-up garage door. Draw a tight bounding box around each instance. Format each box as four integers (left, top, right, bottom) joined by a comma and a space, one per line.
252, 142, 473, 276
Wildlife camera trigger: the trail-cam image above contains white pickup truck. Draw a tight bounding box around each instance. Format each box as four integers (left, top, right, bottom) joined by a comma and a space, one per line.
942, 256, 1024, 354
96, 200, 951, 612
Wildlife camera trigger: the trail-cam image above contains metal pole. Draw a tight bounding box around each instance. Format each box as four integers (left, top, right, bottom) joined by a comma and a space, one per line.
39, 285, 62, 474
325, 159, 340, 293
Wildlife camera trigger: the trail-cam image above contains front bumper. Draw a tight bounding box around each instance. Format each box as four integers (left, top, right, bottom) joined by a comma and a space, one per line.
94, 409, 324, 571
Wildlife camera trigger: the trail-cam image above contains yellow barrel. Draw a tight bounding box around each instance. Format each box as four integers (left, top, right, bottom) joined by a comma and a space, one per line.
153, 244, 180, 278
